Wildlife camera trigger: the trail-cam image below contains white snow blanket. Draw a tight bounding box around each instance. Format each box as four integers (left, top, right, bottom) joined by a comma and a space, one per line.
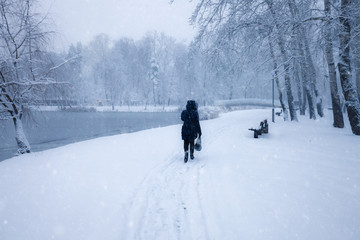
0, 109, 359, 240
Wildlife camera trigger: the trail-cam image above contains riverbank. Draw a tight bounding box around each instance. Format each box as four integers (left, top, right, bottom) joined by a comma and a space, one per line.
0, 111, 181, 162
0, 105, 225, 161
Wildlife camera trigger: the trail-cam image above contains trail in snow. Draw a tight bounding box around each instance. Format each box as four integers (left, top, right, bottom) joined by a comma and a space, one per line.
122, 108, 241, 239
123, 148, 210, 239
122, 109, 271, 239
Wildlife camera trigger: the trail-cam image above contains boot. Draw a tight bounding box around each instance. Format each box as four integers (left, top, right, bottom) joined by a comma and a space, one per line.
184, 151, 189, 163
190, 152, 194, 160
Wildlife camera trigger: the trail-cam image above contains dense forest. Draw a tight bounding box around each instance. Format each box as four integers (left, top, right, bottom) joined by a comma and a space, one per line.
48, 31, 271, 108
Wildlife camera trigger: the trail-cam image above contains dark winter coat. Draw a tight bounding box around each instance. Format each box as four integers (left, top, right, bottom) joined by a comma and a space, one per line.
181, 100, 202, 141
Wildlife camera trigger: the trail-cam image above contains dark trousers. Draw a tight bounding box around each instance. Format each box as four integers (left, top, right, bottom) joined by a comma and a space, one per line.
184, 139, 194, 154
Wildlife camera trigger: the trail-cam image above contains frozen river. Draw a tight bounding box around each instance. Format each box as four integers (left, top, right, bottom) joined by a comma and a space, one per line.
0, 111, 181, 161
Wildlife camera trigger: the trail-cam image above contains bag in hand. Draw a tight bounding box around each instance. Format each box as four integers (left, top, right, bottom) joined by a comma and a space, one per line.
194, 136, 202, 151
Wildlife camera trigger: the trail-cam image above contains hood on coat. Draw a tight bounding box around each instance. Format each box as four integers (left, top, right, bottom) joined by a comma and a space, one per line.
186, 100, 198, 111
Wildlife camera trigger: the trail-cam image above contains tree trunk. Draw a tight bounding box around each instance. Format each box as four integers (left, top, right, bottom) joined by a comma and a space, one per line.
275, 73, 289, 121
303, 33, 324, 117
13, 117, 31, 154
302, 85, 307, 114
294, 62, 305, 115
324, 0, 344, 128
269, 39, 289, 120
338, 0, 360, 135
287, 0, 316, 119
352, 0, 360, 101
297, 39, 316, 119
355, 54, 360, 102
266, 0, 298, 121
356, 61, 360, 102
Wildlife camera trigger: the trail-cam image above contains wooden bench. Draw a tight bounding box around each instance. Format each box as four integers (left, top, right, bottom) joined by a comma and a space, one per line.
248, 119, 268, 138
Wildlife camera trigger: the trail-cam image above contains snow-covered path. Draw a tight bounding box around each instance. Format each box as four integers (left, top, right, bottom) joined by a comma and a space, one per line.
0, 109, 359, 240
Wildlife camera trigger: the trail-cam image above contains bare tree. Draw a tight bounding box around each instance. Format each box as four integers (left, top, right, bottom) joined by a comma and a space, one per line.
351, 0, 360, 101
0, 0, 58, 153
338, 0, 360, 135
189, 0, 298, 120
323, 0, 344, 128
287, 0, 321, 119
268, 37, 289, 120
265, 0, 298, 121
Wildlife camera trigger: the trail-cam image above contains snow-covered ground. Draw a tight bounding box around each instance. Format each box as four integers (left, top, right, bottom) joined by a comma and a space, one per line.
0, 109, 359, 240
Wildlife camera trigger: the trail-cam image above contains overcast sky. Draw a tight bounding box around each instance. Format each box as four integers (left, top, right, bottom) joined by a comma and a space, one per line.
41, 0, 197, 51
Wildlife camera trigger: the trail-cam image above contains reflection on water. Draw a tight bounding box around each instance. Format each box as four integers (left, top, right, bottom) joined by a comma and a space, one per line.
0, 111, 181, 161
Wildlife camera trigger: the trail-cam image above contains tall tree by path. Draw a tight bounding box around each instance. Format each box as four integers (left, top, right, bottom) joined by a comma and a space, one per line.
265, 0, 298, 121
268, 38, 289, 121
352, 0, 360, 102
338, 0, 360, 135
324, 0, 344, 128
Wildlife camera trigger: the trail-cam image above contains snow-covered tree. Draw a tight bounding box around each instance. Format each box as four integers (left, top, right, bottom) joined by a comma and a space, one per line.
351, 0, 360, 102
337, 0, 360, 135
323, 0, 344, 128
189, 0, 298, 120
0, 0, 58, 153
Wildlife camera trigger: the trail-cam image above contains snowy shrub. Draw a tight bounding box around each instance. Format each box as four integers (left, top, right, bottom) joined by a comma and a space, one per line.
198, 106, 223, 120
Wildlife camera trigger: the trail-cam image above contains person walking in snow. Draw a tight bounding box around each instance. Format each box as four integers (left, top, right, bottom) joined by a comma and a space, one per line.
181, 100, 202, 163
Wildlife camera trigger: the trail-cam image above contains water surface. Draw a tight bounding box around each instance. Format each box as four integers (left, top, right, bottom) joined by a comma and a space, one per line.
0, 111, 181, 161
